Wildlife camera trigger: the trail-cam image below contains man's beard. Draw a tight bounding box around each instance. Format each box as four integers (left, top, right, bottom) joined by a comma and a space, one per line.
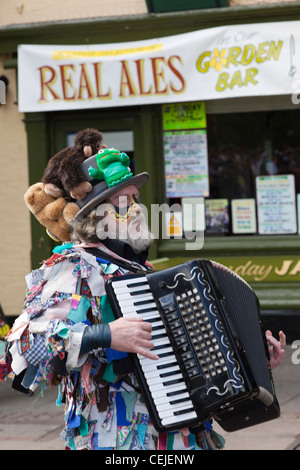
96, 211, 153, 254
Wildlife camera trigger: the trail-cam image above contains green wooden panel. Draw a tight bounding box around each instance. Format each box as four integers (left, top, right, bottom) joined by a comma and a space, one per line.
146, 0, 228, 13
150, 256, 300, 309
24, 112, 54, 269
2, 4, 300, 53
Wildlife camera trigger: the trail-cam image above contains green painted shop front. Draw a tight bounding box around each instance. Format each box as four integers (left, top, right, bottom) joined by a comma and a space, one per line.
4, 3, 300, 338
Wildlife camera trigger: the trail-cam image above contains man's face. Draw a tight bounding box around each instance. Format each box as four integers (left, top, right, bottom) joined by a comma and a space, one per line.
96, 184, 152, 252
106, 184, 142, 228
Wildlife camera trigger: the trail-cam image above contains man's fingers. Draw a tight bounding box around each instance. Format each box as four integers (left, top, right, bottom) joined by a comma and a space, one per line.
279, 330, 286, 348
136, 346, 159, 361
123, 317, 153, 332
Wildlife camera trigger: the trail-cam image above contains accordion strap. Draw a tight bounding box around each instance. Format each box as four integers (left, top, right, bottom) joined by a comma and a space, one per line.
83, 246, 152, 274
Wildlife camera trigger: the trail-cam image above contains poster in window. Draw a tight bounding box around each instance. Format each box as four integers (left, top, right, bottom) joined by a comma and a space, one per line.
231, 199, 257, 234
164, 130, 209, 198
256, 175, 297, 235
162, 102, 207, 131
205, 199, 229, 234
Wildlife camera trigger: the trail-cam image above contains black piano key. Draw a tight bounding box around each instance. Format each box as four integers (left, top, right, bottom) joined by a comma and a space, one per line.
127, 281, 149, 288
167, 388, 188, 397
157, 361, 178, 370
170, 397, 191, 405
157, 351, 173, 358
159, 370, 179, 378
136, 307, 158, 314
174, 407, 195, 416
153, 343, 170, 351
162, 377, 185, 387
134, 299, 154, 306
152, 333, 169, 340
130, 289, 152, 296
152, 324, 165, 331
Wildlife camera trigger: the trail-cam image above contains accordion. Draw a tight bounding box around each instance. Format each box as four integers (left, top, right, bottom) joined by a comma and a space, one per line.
106, 259, 280, 433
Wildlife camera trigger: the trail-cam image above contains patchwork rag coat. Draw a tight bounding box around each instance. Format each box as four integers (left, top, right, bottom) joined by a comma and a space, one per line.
2, 243, 225, 450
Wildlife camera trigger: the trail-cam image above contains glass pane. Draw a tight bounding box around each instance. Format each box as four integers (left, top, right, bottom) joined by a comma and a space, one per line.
207, 110, 300, 200
65, 130, 135, 172
168, 109, 300, 237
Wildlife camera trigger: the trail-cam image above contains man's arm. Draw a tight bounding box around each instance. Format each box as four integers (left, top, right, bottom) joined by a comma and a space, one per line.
80, 317, 159, 361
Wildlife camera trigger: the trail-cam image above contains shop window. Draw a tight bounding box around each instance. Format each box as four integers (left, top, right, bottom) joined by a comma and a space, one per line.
167, 109, 300, 237
66, 130, 135, 171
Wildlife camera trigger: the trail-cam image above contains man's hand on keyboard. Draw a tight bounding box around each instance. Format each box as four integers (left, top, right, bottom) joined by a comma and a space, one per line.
109, 317, 159, 360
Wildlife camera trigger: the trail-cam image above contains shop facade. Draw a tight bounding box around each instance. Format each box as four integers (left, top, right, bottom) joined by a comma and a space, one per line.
2, 3, 300, 340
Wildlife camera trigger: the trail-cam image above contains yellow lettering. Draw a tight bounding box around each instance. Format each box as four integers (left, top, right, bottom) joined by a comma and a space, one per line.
275, 260, 293, 276
243, 68, 258, 86
235, 261, 252, 276
267, 40, 283, 61
289, 260, 300, 276
216, 72, 229, 92
256, 41, 269, 63
229, 70, 243, 89
226, 46, 242, 67
196, 52, 211, 73
240, 44, 256, 66
254, 265, 272, 281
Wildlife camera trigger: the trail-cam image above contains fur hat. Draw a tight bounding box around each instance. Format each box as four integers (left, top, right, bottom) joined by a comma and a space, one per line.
73, 148, 149, 219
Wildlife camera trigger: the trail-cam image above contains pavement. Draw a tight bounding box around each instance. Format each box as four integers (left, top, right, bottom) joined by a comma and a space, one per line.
0, 344, 299, 451
214, 344, 300, 451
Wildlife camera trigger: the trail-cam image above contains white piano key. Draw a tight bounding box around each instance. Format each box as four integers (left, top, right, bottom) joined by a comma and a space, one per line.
140, 355, 177, 372
151, 346, 173, 357
151, 328, 167, 337
147, 374, 184, 392
111, 277, 148, 288
154, 391, 190, 406
121, 306, 159, 317
116, 290, 153, 300
144, 364, 180, 380
152, 337, 171, 348
158, 401, 194, 419
151, 382, 188, 399
161, 411, 197, 427
137, 311, 161, 321
150, 320, 164, 329
143, 363, 179, 377
138, 346, 173, 364
112, 284, 150, 295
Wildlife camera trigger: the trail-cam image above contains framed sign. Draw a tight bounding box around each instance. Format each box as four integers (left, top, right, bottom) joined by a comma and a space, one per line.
256, 175, 297, 235
231, 199, 257, 234
163, 129, 209, 198
205, 199, 229, 234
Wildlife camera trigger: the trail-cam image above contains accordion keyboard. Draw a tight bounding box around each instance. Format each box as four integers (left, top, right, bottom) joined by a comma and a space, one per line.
109, 276, 198, 427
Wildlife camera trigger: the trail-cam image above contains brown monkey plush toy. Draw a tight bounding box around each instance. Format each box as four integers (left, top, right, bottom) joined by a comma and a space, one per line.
42, 128, 106, 200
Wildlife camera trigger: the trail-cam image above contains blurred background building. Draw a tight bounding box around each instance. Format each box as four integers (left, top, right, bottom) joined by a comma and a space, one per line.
1, 0, 300, 342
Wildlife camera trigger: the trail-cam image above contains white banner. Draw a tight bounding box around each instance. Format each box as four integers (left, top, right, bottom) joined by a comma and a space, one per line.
18, 20, 300, 112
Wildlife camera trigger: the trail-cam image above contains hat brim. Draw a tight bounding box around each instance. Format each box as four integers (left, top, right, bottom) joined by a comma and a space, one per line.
73, 172, 149, 220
